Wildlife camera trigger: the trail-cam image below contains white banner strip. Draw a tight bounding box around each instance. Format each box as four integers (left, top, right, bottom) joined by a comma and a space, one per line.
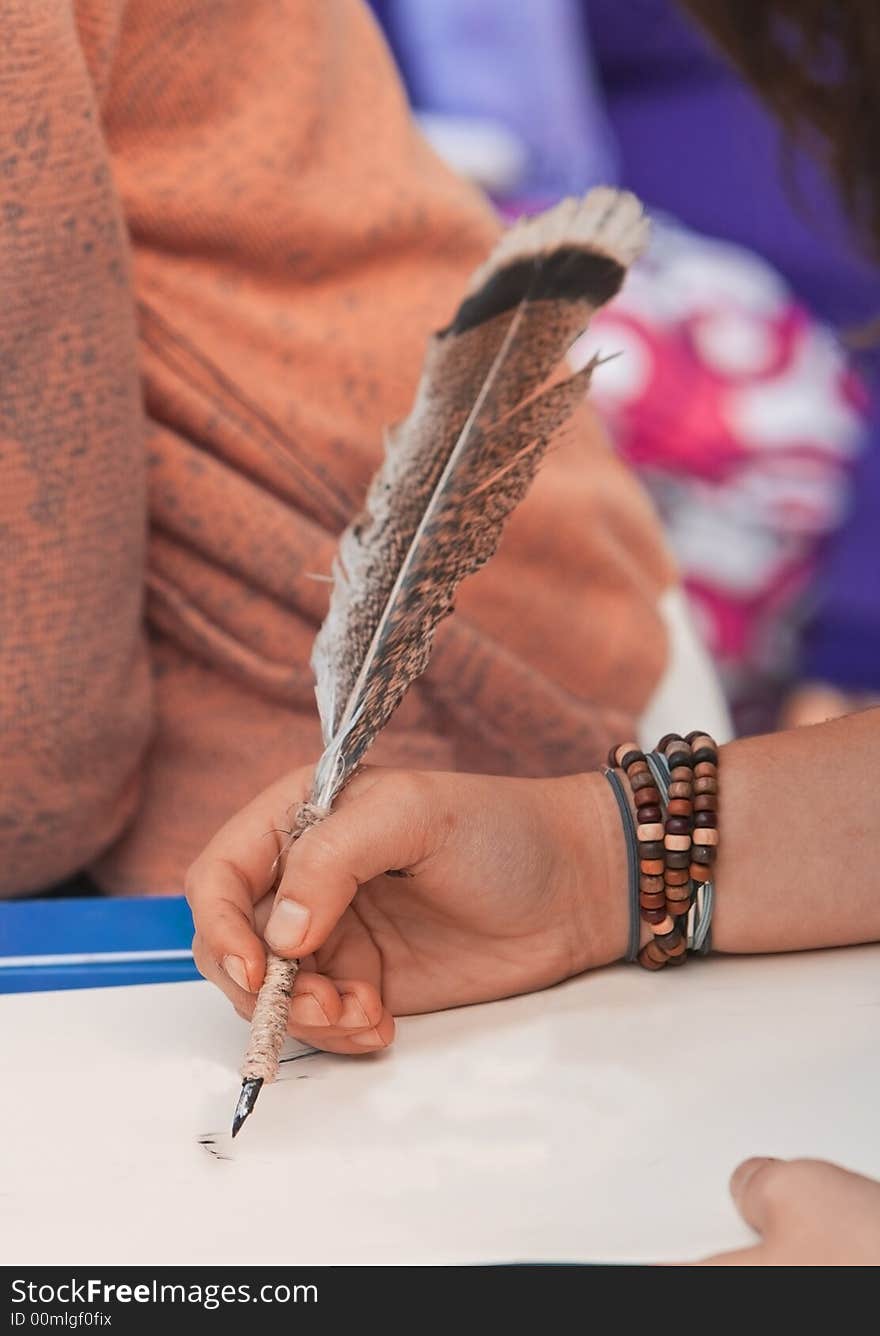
0, 948, 194, 969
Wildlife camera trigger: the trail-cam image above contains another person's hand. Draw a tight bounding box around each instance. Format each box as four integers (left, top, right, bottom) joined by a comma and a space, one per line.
187, 765, 627, 1054
780, 680, 879, 729
698, 1158, 880, 1265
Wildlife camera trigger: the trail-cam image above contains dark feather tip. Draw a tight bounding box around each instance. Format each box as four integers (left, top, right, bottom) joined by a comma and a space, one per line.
442, 248, 626, 336
231, 1076, 264, 1138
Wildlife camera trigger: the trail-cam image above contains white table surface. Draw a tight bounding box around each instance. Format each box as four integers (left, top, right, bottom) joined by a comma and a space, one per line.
2, 944, 878, 1265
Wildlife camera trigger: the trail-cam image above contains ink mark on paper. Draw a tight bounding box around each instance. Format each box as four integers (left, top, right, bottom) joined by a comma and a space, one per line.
198, 1135, 233, 1161
279, 1048, 318, 1065
278, 1048, 321, 1081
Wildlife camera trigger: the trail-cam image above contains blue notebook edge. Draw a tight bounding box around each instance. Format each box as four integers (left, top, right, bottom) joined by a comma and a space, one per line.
0, 895, 201, 993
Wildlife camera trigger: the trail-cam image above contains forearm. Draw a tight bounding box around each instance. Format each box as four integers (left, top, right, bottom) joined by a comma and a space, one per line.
710, 709, 880, 952
0, 4, 151, 892
580, 709, 880, 961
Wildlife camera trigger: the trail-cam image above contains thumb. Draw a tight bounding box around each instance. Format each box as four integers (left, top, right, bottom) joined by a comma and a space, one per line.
730, 1157, 787, 1236
262, 770, 441, 959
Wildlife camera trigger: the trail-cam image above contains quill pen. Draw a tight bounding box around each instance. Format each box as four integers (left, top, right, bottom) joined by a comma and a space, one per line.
232, 187, 649, 1135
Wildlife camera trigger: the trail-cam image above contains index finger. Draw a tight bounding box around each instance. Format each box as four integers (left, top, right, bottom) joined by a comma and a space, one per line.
185, 765, 315, 990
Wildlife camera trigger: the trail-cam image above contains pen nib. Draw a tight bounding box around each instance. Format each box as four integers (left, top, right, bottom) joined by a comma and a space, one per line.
231, 1076, 264, 1138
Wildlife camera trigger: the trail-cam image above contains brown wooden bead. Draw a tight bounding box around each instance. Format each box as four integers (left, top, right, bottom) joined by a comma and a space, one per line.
664, 867, 690, 886
637, 822, 665, 842
614, 742, 641, 767
638, 841, 665, 860
693, 794, 717, 811
668, 899, 690, 917
627, 761, 651, 780
691, 745, 719, 767
693, 828, 719, 846
665, 816, 691, 835
667, 748, 692, 771
664, 833, 691, 851
661, 934, 687, 957
690, 863, 711, 882
665, 850, 690, 869
638, 942, 667, 970
694, 776, 718, 794
655, 733, 683, 752
694, 811, 717, 828
655, 921, 683, 948
636, 804, 663, 824
635, 903, 665, 924
640, 874, 665, 895
669, 766, 692, 783
652, 915, 675, 936
686, 732, 714, 750
633, 787, 661, 807
694, 761, 717, 778
634, 787, 661, 807
630, 771, 657, 791
668, 781, 692, 798
640, 858, 665, 876
640, 893, 667, 911
667, 798, 693, 817
691, 845, 714, 865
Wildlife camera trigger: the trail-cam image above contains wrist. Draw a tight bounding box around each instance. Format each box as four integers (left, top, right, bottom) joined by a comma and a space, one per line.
548, 771, 631, 973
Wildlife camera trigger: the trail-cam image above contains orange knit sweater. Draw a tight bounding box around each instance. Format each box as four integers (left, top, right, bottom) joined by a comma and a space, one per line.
0, 0, 674, 896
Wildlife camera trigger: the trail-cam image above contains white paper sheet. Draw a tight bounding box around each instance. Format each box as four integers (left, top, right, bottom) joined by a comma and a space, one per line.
2, 945, 878, 1265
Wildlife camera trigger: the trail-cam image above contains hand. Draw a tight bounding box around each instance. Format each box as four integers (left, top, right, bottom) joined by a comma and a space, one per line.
698, 1158, 880, 1265
186, 765, 627, 1054
779, 681, 878, 729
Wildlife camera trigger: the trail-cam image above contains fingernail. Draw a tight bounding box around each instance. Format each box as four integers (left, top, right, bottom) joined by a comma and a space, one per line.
351, 1029, 383, 1049
222, 955, 250, 992
289, 993, 331, 1027
731, 1157, 779, 1200
338, 994, 370, 1028
265, 899, 310, 953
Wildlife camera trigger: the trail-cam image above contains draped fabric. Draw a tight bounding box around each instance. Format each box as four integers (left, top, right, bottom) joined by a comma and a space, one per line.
0, 0, 674, 895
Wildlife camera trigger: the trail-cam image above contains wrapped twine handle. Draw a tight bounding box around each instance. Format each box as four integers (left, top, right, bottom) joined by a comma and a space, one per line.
240, 801, 328, 1084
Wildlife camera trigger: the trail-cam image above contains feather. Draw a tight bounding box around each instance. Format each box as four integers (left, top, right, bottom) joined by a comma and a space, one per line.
234, 187, 649, 1123
310, 186, 649, 808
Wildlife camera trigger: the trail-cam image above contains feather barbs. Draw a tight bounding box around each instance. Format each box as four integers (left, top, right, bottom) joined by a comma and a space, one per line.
310, 187, 649, 809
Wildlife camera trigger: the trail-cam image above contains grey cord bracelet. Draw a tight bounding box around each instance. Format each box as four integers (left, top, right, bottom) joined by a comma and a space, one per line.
602, 767, 641, 962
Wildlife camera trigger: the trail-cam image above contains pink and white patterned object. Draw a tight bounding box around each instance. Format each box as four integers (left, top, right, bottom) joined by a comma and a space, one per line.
573, 220, 868, 729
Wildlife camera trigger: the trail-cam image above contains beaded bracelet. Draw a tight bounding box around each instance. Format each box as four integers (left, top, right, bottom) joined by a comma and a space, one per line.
645, 749, 714, 956
684, 729, 720, 952
606, 740, 679, 968
608, 730, 720, 971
